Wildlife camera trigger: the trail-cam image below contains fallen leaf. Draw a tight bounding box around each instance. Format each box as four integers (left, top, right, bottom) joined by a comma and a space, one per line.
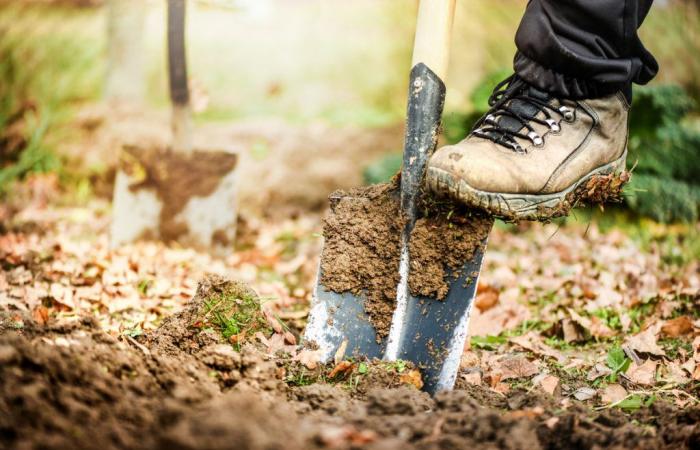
661, 316, 693, 338
283, 331, 297, 345
493, 354, 539, 380
31, 306, 49, 326
510, 332, 566, 363
626, 326, 665, 357
334, 339, 348, 365
538, 375, 560, 396
492, 382, 510, 394
562, 319, 586, 343
506, 406, 544, 420
663, 362, 690, 384
545, 417, 560, 429
573, 387, 596, 401
475, 283, 499, 312
294, 348, 322, 370
328, 361, 355, 379
399, 369, 424, 389
587, 363, 613, 381
461, 371, 482, 385
568, 308, 614, 338
625, 359, 657, 386
601, 384, 627, 404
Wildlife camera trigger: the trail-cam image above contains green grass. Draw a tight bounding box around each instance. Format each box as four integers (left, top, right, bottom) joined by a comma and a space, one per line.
201, 291, 272, 345
0, 4, 103, 193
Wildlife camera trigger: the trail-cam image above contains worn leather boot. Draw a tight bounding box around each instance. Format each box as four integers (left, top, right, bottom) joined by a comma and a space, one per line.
426, 75, 629, 220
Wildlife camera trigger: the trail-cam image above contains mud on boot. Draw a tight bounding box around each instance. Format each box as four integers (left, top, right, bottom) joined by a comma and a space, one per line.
426, 74, 630, 221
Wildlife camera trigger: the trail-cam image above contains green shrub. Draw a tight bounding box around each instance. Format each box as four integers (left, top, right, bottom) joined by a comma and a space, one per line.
626, 85, 700, 222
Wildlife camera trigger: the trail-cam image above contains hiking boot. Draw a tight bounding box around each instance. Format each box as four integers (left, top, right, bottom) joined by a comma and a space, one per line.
426, 75, 629, 220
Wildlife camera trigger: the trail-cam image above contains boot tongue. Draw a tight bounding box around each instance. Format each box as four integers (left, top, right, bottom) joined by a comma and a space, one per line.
494, 86, 550, 134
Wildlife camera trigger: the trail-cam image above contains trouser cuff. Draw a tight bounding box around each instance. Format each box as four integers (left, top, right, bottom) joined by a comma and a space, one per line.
514, 51, 632, 102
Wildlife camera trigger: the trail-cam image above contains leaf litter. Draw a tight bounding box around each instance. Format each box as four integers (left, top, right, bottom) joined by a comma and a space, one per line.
1, 173, 700, 449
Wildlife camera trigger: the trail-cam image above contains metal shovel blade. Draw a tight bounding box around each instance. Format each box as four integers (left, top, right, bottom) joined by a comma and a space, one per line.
389, 228, 493, 394
304, 64, 493, 395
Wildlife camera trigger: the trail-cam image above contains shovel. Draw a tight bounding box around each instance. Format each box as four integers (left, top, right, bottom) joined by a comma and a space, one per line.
111, 0, 239, 254
304, 0, 494, 394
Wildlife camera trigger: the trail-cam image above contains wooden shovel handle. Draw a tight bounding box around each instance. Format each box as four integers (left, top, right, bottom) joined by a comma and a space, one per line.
411, 0, 456, 81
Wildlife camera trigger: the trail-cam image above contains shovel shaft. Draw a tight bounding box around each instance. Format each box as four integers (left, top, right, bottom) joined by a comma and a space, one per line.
168, 0, 189, 107
167, 0, 193, 154
386, 0, 455, 362
400, 0, 456, 218
411, 0, 456, 81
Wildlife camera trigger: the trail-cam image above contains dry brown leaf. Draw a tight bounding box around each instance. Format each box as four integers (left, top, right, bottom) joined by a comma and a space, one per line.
505, 406, 544, 420
562, 319, 586, 343
626, 326, 665, 357
625, 359, 657, 386
492, 382, 510, 394
283, 331, 297, 345
293, 348, 322, 370
31, 306, 49, 326
537, 375, 560, 396
663, 362, 691, 385
568, 308, 614, 338
601, 384, 627, 404
334, 339, 348, 365
545, 417, 560, 429
328, 361, 355, 379
399, 369, 424, 389
475, 283, 499, 312
587, 363, 613, 381
461, 371, 482, 386
510, 332, 566, 363
494, 355, 539, 381
661, 316, 693, 338
573, 387, 596, 401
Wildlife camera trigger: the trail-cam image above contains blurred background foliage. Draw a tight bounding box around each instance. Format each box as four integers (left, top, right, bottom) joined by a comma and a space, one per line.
0, 0, 699, 223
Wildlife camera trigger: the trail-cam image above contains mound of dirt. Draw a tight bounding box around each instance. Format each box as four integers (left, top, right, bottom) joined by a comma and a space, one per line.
2, 276, 700, 450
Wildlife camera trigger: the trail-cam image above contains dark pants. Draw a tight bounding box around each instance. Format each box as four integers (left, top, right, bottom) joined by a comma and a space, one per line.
513, 0, 658, 100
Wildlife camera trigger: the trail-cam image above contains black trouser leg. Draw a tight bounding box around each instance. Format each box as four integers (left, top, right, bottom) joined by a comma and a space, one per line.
513, 0, 659, 100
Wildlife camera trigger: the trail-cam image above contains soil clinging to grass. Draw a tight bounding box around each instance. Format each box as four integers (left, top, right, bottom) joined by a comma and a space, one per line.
2, 276, 700, 450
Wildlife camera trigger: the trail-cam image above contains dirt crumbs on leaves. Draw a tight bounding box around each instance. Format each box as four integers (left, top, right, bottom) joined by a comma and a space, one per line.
319, 182, 403, 339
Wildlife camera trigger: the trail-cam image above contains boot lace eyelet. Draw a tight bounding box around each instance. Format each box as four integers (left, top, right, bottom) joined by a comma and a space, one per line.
528, 131, 544, 147
559, 106, 575, 122
545, 118, 561, 133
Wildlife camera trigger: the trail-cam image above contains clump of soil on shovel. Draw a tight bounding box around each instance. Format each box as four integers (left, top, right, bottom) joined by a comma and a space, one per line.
319, 181, 492, 338
319, 182, 404, 338
2, 276, 700, 450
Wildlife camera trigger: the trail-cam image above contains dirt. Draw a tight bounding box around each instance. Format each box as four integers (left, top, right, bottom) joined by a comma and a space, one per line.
119, 144, 238, 242
318, 182, 404, 339
408, 206, 493, 300
2, 275, 700, 450
319, 181, 494, 337
495, 170, 631, 223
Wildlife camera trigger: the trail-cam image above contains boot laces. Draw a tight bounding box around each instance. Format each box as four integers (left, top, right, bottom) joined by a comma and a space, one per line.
472, 74, 575, 153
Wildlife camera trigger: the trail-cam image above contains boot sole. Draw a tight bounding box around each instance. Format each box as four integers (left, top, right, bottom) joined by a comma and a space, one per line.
426, 149, 628, 221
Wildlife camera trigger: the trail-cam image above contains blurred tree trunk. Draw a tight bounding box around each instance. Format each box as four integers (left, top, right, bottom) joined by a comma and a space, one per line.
104, 0, 146, 103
